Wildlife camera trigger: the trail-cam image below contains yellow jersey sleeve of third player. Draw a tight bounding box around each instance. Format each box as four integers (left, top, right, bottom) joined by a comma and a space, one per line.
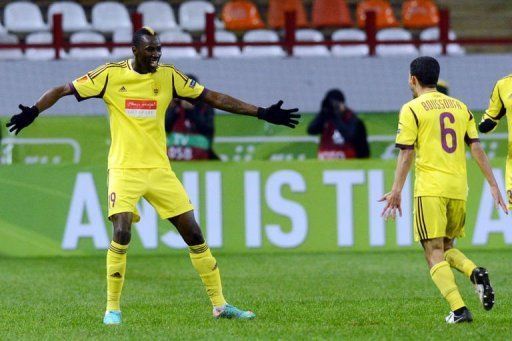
395, 104, 418, 149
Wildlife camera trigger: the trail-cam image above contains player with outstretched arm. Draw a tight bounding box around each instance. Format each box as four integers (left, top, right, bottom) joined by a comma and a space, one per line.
379, 56, 507, 324
6, 27, 300, 325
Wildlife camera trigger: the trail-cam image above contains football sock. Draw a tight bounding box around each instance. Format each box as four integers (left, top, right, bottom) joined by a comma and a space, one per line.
430, 261, 465, 311
106, 241, 128, 311
444, 248, 477, 278
189, 242, 227, 307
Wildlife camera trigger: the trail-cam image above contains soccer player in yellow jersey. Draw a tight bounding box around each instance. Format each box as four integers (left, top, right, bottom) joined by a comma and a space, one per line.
380, 57, 508, 324
5, 27, 300, 324
479, 74, 512, 204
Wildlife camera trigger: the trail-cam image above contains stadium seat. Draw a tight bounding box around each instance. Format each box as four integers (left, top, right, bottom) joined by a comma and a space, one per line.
25, 32, 67, 60
356, 0, 399, 29
201, 30, 241, 58
68, 31, 110, 60
221, 0, 265, 31
179, 1, 224, 32
137, 1, 180, 33
312, 0, 353, 29
331, 29, 369, 57
242, 29, 285, 57
111, 29, 133, 59
4, 1, 48, 33
160, 31, 199, 59
47, 2, 91, 32
92, 2, 132, 33
0, 34, 24, 60
402, 0, 439, 29
294, 29, 330, 57
419, 27, 466, 56
267, 0, 309, 29
376, 28, 418, 56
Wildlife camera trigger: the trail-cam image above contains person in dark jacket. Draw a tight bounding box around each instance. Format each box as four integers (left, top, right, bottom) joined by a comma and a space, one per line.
307, 89, 369, 159
165, 74, 219, 160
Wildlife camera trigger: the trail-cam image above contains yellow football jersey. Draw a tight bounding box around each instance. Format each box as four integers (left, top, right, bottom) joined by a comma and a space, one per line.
481, 74, 512, 204
395, 91, 479, 200
71, 59, 205, 169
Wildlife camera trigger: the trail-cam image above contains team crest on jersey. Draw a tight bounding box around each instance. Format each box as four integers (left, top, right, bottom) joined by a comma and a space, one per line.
77, 75, 89, 83
153, 88, 159, 95
507, 189, 512, 204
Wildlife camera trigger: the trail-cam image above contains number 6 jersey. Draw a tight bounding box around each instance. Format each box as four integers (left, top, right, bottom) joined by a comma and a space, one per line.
395, 91, 479, 200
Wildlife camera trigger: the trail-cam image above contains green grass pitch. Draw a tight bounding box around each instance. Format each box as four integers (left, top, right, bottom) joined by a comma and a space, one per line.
2, 249, 512, 339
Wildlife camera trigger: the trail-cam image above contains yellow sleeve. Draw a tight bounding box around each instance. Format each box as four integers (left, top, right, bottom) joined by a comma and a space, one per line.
171, 66, 205, 100
465, 110, 480, 145
395, 105, 418, 149
482, 81, 505, 122
70, 64, 110, 101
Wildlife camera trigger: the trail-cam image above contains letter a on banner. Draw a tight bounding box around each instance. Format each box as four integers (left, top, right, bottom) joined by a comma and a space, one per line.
62, 172, 109, 249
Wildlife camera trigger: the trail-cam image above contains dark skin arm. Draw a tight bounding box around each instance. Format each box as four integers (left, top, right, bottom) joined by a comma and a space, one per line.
34, 83, 73, 112
202, 90, 258, 117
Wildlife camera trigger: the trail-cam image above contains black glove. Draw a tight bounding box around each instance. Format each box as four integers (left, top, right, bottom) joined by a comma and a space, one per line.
6, 104, 39, 135
257, 100, 300, 128
478, 118, 497, 133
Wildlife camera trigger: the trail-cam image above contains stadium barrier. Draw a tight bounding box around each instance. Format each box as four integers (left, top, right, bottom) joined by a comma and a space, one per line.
1, 10, 512, 59
1, 159, 511, 257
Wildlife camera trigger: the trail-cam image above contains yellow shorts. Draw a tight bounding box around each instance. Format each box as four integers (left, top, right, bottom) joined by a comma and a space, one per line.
413, 196, 466, 242
107, 168, 193, 222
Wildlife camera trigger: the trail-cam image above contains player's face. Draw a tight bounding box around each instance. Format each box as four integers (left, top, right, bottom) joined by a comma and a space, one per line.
133, 35, 162, 73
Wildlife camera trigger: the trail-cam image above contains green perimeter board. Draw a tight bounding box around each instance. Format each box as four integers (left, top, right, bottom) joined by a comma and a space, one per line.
0, 112, 508, 164
1, 159, 511, 257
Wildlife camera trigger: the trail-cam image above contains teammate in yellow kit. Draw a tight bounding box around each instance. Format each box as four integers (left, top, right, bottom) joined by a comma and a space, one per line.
479, 74, 512, 205
6, 27, 300, 324
380, 56, 508, 324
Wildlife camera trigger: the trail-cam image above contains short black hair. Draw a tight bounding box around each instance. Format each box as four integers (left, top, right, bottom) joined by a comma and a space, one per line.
132, 26, 157, 47
410, 56, 440, 87
324, 89, 345, 103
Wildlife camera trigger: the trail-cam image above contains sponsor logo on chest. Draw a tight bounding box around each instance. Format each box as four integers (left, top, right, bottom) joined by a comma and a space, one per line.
125, 99, 157, 118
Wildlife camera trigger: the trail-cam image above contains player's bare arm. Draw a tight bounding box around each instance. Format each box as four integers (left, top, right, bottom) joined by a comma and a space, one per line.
6, 83, 73, 135
379, 148, 415, 220
470, 141, 508, 214
203, 90, 300, 128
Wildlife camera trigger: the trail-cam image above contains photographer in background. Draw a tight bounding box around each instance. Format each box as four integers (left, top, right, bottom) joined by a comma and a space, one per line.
165, 74, 219, 161
307, 89, 370, 159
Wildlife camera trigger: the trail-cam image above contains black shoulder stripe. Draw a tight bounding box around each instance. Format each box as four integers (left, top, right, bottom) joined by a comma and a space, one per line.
89, 63, 128, 80
172, 67, 189, 82
409, 107, 419, 127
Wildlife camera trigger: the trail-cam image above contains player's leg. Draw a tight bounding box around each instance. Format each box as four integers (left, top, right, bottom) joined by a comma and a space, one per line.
415, 197, 471, 323
444, 199, 494, 310
104, 169, 144, 325
422, 238, 472, 323
146, 168, 254, 319
104, 212, 132, 325
169, 211, 255, 319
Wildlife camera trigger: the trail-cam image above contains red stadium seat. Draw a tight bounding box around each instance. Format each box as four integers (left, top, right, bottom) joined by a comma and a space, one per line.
222, 0, 265, 31
268, 0, 309, 29
312, 0, 353, 29
356, 0, 399, 29
402, 0, 439, 29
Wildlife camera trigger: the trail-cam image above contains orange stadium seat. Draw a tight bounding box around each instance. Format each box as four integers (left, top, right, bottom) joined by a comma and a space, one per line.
268, 0, 309, 29
356, 0, 399, 29
312, 0, 353, 28
402, 0, 439, 29
222, 0, 265, 31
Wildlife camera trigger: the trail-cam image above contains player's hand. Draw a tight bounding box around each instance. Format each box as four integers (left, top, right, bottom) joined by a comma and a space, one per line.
490, 185, 508, 215
257, 100, 300, 128
378, 190, 402, 221
6, 104, 39, 135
